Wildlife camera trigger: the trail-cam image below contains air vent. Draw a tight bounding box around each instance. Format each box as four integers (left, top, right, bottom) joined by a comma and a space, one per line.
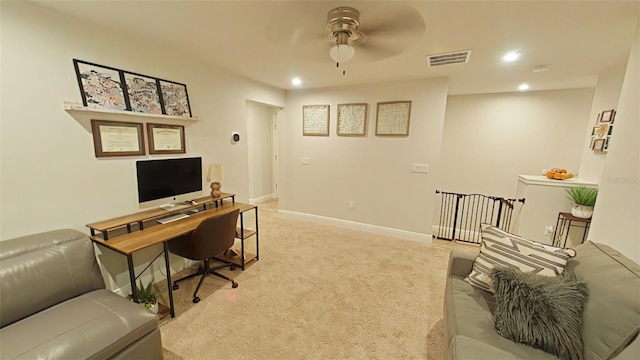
427, 50, 472, 67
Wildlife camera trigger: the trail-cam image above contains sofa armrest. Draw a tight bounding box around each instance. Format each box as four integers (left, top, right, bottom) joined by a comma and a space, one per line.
446, 250, 477, 279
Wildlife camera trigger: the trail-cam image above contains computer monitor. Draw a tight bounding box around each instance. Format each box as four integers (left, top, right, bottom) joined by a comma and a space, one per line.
136, 157, 202, 208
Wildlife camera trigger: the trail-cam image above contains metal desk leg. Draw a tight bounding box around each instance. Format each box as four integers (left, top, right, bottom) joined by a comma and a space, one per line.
127, 255, 137, 302
255, 207, 259, 261
240, 214, 246, 270
163, 242, 175, 318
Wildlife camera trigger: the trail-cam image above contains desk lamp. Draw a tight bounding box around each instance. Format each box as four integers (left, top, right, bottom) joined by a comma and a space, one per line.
206, 163, 224, 198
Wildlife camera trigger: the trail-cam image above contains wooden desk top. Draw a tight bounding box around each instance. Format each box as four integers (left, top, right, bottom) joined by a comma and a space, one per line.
90, 202, 257, 255
86, 193, 235, 233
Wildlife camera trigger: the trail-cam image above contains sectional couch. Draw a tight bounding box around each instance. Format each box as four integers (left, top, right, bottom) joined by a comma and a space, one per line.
444, 240, 640, 359
0, 229, 163, 359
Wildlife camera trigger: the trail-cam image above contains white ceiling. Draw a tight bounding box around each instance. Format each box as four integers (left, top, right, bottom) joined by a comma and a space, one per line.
35, 0, 639, 95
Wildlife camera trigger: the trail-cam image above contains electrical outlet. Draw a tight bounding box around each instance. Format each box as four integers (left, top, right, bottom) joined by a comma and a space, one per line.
544, 225, 554, 236
349, 201, 355, 210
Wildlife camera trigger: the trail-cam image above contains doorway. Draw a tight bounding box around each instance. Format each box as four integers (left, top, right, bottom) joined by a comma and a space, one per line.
246, 100, 280, 207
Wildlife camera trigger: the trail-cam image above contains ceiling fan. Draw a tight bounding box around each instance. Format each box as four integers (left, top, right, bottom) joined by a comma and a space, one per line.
323, 4, 425, 67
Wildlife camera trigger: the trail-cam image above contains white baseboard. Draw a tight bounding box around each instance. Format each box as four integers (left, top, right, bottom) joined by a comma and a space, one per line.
249, 193, 276, 205
278, 210, 432, 244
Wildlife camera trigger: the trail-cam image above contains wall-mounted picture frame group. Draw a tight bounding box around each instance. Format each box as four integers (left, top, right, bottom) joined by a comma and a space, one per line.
74, 59, 192, 117
337, 103, 368, 136
90, 120, 145, 157
591, 108, 616, 153
375, 101, 412, 136
303, 105, 330, 136
147, 123, 186, 154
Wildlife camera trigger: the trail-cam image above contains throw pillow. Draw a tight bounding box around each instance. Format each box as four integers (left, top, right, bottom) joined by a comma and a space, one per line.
465, 224, 576, 292
490, 267, 589, 360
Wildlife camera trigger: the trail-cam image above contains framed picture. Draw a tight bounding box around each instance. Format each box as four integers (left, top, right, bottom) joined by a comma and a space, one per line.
592, 138, 606, 152
337, 103, 368, 136
123, 72, 162, 114
302, 105, 330, 136
594, 124, 609, 139
600, 109, 614, 123
159, 80, 192, 117
90, 120, 145, 157
74, 59, 128, 111
604, 136, 611, 151
375, 101, 412, 136
147, 123, 186, 154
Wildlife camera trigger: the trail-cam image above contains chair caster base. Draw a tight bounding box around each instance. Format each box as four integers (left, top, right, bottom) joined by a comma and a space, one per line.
232, 281, 239, 288
172, 283, 179, 290
193, 296, 200, 303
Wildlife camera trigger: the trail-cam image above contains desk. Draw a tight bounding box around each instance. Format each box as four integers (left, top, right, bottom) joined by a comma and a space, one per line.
552, 212, 591, 248
87, 197, 258, 318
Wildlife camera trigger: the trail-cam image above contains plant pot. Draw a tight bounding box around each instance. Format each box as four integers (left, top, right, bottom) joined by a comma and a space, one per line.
149, 302, 159, 314
571, 205, 593, 219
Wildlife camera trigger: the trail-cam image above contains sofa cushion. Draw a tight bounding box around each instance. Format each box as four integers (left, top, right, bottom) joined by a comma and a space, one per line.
567, 242, 640, 360
0, 289, 158, 360
444, 276, 560, 359
491, 267, 589, 360
448, 335, 559, 360
466, 224, 576, 292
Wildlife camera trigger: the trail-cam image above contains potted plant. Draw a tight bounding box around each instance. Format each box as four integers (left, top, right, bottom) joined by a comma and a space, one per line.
567, 186, 598, 219
133, 279, 158, 313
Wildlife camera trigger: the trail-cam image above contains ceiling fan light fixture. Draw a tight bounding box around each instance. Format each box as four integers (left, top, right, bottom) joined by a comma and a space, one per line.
330, 43, 355, 63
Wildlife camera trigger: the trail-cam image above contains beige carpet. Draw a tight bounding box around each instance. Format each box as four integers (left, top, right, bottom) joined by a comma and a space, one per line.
158, 200, 477, 359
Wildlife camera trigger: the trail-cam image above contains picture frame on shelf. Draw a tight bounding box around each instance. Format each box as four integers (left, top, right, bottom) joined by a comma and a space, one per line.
90, 120, 145, 157
159, 80, 192, 117
337, 103, 368, 136
74, 59, 128, 111
147, 123, 186, 154
375, 100, 412, 136
302, 104, 330, 136
123, 72, 163, 115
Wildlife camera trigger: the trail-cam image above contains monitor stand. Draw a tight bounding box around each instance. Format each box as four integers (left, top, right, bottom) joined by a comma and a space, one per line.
160, 203, 189, 211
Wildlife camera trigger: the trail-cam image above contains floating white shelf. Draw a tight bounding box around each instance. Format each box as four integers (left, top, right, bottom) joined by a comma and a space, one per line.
63, 101, 200, 123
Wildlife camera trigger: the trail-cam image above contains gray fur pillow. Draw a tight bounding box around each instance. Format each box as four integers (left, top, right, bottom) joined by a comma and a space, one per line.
490, 267, 589, 360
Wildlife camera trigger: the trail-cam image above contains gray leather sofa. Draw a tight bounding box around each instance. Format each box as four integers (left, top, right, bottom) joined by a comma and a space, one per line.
444, 241, 640, 360
0, 229, 162, 359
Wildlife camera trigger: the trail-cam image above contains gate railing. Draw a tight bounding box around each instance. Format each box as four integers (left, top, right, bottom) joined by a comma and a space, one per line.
434, 190, 525, 244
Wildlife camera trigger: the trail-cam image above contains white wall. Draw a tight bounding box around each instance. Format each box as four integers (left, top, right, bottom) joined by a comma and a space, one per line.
247, 101, 275, 202
281, 78, 449, 237
577, 65, 627, 182
588, 20, 640, 263
0, 2, 284, 289
438, 89, 594, 198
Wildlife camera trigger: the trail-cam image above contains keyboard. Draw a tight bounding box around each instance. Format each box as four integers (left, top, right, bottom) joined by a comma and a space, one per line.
157, 213, 190, 224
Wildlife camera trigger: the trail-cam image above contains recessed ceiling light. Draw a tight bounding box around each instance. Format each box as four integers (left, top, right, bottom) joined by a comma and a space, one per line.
291, 77, 302, 86
502, 51, 520, 63
518, 83, 530, 91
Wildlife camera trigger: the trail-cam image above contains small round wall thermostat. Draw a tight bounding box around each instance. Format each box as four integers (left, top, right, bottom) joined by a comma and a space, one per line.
232, 132, 240, 143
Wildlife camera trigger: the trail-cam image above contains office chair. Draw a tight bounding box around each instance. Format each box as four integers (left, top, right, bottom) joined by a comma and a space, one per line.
168, 209, 240, 303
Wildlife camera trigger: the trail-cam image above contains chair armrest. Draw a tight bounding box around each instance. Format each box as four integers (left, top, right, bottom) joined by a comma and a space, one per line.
446, 249, 478, 278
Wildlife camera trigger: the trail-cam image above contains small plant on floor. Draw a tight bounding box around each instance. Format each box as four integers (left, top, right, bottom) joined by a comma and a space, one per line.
133, 279, 158, 310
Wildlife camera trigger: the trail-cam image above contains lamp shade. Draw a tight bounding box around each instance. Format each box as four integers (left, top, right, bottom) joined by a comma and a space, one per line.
206, 163, 224, 182
329, 44, 355, 63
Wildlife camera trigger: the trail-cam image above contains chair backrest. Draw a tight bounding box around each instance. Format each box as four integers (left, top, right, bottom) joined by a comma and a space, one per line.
169, 209, 240, 260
